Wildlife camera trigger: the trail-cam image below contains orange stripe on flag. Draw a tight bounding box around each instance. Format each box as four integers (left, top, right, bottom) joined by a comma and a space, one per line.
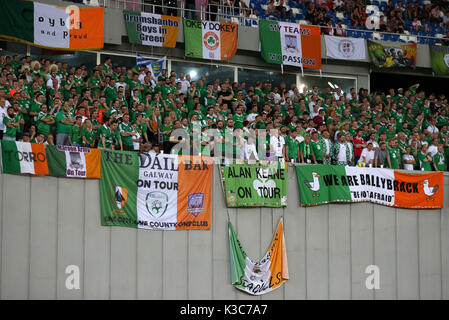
69, 7, 104, 50
30, 143, 49, 175
176, 156, 213, 230
161, 15, 181, 48
268, 219, 289, 290
393, 171, 443, 208
85, 148, 101, 179
220, 22, 238, 61
300, 25, 321, 69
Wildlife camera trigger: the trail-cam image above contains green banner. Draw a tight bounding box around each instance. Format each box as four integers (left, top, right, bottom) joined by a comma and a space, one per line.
222, 164, 287, 207
367, 40, 417, 69
430, 45, 449, 75
100, 149, 140, 228
296, 165, 351, 206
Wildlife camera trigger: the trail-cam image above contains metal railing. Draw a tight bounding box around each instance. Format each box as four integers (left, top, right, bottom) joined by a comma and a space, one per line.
91, 0, 449, 44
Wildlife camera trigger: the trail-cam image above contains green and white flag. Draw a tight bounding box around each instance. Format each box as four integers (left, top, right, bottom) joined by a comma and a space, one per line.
430, 45, 449, 75
296, 164, 444, 209
259, 20, 301, 67
222, 164, 287, 207
183, 19, 238, 61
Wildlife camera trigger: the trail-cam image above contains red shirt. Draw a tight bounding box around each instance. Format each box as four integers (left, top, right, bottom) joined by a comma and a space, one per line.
353, 136, 365, 157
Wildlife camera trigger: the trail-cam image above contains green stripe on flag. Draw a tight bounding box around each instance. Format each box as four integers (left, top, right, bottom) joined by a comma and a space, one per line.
259, 20, 282, 65
0, 0, 34, 44
228, 221, 247, 290
296, 165, 351, 206
100, 149, 140, 228
1, 140, 21, 174
45, 145, 67, 177
123, 10, 143, 45
184, 19, 203, 59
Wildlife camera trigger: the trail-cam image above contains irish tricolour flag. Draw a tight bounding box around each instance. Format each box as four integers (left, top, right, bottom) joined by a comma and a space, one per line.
183, 19, 238, 61
259, 20, 322, 70
229, 218, 289, 295
0, 0, 104, 50
100, 151, 213, 231
0, 141, 101, 178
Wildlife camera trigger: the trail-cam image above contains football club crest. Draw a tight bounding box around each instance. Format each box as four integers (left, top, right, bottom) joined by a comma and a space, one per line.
112, 186, 128, 210
338, 40, 354, 58
204, 32, 219, 51
145, 191, 169, 218
187, 193, 205, 217
284, 34, 298, 53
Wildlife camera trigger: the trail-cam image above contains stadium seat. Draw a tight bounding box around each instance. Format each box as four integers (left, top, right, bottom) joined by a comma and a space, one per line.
364, 31, 374, 39
390, 34, 399, 42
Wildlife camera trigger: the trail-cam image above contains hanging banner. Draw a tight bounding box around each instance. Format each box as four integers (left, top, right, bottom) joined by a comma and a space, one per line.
100, 151, 213, 230
183, 19, 238, 61
123, 11, 180, 48
221, 164, 287, 207
259, 20, 321, 69
430, 45, 449, 75
136, 53, 167, 78
325, 35, 366, 60
296, 165, 443, 209
0, 0, 104, 50
229, 218, 289, 295
0, 141, 101, 178
367, 40, 416, 69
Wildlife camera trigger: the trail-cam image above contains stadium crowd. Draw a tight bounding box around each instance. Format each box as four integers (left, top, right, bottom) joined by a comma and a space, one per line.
0, 54, 448, 171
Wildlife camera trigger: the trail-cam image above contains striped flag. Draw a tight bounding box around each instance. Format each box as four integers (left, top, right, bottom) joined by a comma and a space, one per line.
229, 218, 289, 295
100, 151, 213, 230
136, 54, 166, 78
183, 19, 238, 61
0, 141, 101, 178
1, 141, 48, 175
0, 0, 104, 50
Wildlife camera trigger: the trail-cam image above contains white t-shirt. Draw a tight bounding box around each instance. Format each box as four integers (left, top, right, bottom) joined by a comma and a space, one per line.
358, 148, 375, 164
0, 106, 7, 132
176, 79, 190, 94
402, 154, 415, 171
428, 144, 438, 157
270, 135, 285, 157
337, 143, 347, 162
427, 125, 439, 134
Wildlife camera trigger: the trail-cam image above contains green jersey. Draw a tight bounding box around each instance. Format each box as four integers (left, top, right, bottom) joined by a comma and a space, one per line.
55, 112, 73, 134
101, 127, 121, 149
119, 121, 135, 146
433, 152, 446, 171
37, 111, 53, 135
285, 135, 300, 159
389, 147, 400, 169
311, 139, 324, 161
81, 128, 96, 146
418, 152, 432, 171
3, 116, 18, 138
69, 125, 82, 144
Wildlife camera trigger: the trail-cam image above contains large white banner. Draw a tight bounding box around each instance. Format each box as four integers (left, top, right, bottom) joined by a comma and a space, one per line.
325, 35, 366, 60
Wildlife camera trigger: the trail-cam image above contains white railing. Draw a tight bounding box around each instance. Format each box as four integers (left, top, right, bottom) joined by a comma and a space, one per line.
87, 0, 449, 44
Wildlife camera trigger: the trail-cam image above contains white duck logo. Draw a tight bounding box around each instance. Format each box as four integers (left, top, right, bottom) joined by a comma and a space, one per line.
304, 172, 321, 197
421, 179, 439, 201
